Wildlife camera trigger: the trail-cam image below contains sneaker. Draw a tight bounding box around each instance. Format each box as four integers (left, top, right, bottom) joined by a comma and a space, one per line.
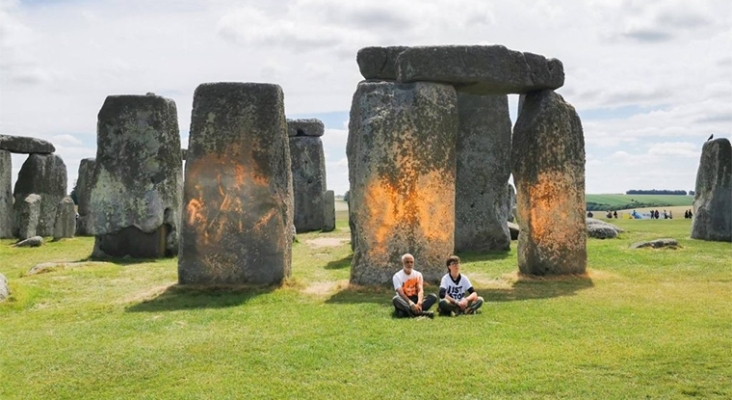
421, 311, 435, 319
395, 309, 409, 318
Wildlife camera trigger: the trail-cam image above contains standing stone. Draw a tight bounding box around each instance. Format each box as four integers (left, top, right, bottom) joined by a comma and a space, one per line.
454, 93, 512, 252
0, 150, 12, 238
75, 158, 96, 236
348, 81, 458, 285
691, 138, 732, 242
16, 194, 42, 240
13, 154, 67, 237
511, 90, 586, 275
179, 83, 293, 285
53, 196, 76, 240
90, 94, 182, 258
288, 119, 327, 233
507, 183, 517, 222
322, 190, 336, 232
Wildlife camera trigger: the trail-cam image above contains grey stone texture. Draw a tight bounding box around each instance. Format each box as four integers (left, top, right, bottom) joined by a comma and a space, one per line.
0, 134, 55, 154
179, 82, 293, 285
14, 235, 44, 247
357, 46, 410, 80
347, 81, 458, 285
630, 238, 679, 249
287, 118, 325, 137
454, 93, 512, 252
511, 90, 587, 276
75, 158, 96, 236
13, 154, 67, 237
396, 45, 564, 95
0, 150, 12, 238
507, 221, 520, 240
586, 218, 619, 239
16, 194, 41, 240
289, 120, 327, 233
53, 196, 76, 240
691, 138, 732, 242
322, 190, 336, 232
507, 183, 517, 222
0, 273, 7, 302
90, 94, 182, 258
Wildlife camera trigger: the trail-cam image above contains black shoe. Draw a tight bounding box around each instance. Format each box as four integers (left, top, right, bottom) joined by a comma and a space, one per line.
395, 309, 409, 318
420, 311, 435, 319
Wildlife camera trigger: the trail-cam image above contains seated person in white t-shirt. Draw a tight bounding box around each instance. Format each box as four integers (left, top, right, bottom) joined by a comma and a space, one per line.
392, 253, 437, 318
438, 255, 484, 316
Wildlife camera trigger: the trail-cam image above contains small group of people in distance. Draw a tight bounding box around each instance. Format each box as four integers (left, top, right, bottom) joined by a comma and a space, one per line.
684, 209, 694, 219
605, 210, 618, 219
649, 209, 673, 219
392, 254, 483, 319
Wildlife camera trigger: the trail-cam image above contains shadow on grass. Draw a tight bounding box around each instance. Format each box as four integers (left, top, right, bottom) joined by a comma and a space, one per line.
481, 275, 594, 302
75, 255, 167, 266
126, 284, 275, 312
324, 255, 351, 270
325, 275, 594, 305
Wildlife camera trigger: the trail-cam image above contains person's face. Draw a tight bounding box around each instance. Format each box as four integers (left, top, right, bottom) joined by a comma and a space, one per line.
402, 257, 415, 272
448, 261, 460, 275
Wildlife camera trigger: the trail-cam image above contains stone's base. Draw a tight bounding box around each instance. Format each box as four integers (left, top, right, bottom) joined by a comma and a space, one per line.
93, 225, 171, 259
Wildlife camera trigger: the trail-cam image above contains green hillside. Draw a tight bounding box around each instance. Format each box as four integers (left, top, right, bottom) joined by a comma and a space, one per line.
586, 194, 693, 211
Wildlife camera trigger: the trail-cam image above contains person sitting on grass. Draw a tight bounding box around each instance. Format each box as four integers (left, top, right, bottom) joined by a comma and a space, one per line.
438, 255, 483, 316
392, 253, 437, 318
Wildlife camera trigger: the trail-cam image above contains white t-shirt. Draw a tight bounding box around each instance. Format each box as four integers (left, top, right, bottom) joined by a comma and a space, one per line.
439, 273, 473, 301
393, 269, 423, 298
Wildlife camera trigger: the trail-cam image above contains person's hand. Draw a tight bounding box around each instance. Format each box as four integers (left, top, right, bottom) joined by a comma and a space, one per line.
459, 299, 468, 311
414, 302, 423, 313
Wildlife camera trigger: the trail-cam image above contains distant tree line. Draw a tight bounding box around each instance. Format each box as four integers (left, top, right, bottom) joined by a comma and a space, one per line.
625, 189, 689, 195
586, 201, 668, 212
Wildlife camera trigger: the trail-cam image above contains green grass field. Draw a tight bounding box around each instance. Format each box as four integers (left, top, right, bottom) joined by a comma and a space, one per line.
586, 194, 693, 211
1, 211, 731, 399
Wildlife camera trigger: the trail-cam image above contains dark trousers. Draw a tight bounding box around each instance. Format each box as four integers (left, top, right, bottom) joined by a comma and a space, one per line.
438, 297, 484, 315
392, 293, 437, 316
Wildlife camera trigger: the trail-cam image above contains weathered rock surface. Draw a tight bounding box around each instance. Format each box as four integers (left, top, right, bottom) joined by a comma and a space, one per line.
396, 45, 564, 95
586, 218, 620, 239
0, 273, 8, 302
15, 235, 44, 247
179, 82, 293, 285
357, 46, 410, 80
0, 134, 55, 154
691, 138, 732, 242
0, 150, 12, 238
53, 196, 76, 240
75, 158, 96, 236
630, 238, 679, 249
507, 221, 520, 240
348, 81, 458, 285
287, 118, 325, 137
16, 194, 42, 240
13, 154, 67, 237
511, 90, 586, 275
90, 94, 182, 258
322, 190, 336, 232
26, 261, 105, 276
454, 93, 512, 252
507, 183, 517, 223
288, 119, 327, 233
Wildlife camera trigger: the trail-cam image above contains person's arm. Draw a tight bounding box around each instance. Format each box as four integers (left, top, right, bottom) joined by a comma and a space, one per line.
415, 276, 425, 312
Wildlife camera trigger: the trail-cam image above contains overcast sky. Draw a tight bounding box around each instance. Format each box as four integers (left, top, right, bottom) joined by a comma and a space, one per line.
1, 0, 730, 195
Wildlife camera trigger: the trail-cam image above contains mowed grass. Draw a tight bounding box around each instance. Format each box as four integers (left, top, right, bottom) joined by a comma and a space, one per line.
1, 211, 731, 399
586, 194, 694, 208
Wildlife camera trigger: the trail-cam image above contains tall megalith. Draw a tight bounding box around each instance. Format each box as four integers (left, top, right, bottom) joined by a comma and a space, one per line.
287, 118, 327, 233
691, 138, 732, 242
16, 194, 41, 240
0, 150, 12, 238
511, 90, 586, 275
178, 83, 293, 285
53, 196, 76, 240
13, 154, 67, 237
454, 93, 512, 252
348, 81, 458, 285
90, 94, 182, 258
75, 158, 96, 236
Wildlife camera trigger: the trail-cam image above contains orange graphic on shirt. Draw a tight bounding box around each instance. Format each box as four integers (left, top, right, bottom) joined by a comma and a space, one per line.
402, 277, 421, 297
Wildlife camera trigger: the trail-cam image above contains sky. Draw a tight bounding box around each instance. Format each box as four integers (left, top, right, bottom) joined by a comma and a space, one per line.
1, 0, 730, 196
